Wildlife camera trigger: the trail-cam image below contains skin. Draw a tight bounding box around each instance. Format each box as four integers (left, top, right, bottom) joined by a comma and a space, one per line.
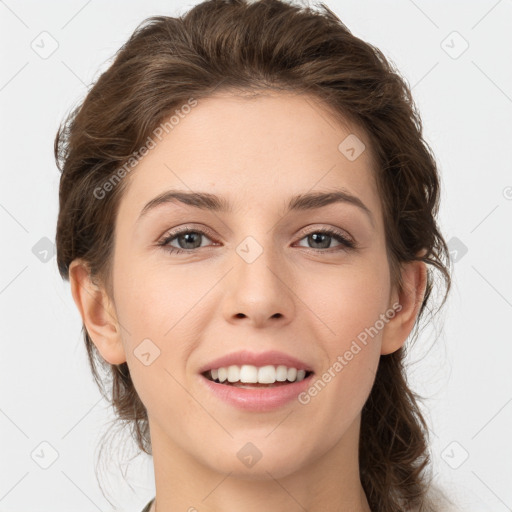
69, 91, 427, 512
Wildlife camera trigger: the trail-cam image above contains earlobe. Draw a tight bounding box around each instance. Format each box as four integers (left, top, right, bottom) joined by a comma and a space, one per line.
380, 258, 428, 356
68, 259, 126, 365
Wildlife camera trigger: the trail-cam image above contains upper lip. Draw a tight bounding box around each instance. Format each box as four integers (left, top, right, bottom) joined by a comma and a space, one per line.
198, 349, 314, 374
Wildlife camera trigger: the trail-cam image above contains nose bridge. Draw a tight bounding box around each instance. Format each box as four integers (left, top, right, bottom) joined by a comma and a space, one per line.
222, 228, 295, 326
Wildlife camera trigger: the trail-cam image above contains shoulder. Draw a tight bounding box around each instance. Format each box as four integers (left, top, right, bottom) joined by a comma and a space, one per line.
140, 497, 155, 512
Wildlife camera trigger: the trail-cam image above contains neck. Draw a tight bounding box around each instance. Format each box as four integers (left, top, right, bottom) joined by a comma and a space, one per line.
149, 415, 371, 512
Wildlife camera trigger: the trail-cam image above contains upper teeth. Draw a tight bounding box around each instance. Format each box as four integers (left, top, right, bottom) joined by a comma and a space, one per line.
209, 365, 307, 384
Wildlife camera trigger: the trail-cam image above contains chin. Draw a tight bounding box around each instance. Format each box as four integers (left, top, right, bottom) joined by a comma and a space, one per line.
199, 441, 312, 480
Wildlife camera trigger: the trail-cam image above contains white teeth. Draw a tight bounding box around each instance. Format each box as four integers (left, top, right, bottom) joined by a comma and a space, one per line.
207, 364, 310, 384
227, 365, 240, 382
287, 367, 297, 381
258, 365, 276, 384
275, 365, 288, 382
240, 365, 258, 383
218, 367, 227, 382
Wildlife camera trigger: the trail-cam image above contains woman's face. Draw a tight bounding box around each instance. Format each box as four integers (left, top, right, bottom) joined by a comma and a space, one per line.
105, 92, 403, 478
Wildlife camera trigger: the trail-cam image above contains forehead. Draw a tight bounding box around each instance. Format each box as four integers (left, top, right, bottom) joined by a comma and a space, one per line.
118, 91, 382, 224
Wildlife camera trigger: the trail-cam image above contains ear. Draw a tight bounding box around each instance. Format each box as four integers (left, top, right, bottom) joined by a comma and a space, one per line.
68, 259, 126, 365
380, 257, 428, 356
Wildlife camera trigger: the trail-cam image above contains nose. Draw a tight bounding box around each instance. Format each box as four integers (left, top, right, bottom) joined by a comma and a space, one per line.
221, 238, 296, 328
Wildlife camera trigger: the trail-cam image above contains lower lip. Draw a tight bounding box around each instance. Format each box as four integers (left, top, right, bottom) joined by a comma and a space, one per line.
199, 373, 314, 412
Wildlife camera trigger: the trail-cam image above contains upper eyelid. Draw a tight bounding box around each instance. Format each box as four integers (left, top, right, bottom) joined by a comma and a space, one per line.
160, 224, 217, 242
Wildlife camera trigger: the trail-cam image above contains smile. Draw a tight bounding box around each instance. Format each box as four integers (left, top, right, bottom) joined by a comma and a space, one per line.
199, 366, 315, 412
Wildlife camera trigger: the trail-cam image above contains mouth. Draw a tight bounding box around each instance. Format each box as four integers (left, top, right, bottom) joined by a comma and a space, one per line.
197, 350, 316, 410
199, 362, 315, 411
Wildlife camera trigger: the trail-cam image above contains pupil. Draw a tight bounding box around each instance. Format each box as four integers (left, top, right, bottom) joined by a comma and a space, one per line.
179, 232, 200, 249
310, 233, 330, 249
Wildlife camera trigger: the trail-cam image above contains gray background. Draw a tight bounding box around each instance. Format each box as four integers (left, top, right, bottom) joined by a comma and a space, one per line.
1, 0, 511, 510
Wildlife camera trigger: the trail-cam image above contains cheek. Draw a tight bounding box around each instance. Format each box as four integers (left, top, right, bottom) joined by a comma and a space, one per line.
112, 251, 203, 342
110, 254, 194, 397
110, 259, 201, 425
301, 252, 391, 346
299, 254, 390, 399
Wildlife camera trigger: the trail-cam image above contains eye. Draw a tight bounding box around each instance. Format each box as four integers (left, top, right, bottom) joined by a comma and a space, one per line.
157, 226, 357, 255
295, 228, 356, 252
157, 227, 216, 255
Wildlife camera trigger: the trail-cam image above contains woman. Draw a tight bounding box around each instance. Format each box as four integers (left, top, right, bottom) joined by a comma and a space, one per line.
54, 0, 453, 510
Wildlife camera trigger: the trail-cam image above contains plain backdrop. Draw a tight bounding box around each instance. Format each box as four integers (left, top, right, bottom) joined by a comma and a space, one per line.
1, 0, 511, 511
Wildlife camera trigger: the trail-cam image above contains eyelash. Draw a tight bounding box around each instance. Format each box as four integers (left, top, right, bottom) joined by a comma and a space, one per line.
157, 226, 357, 255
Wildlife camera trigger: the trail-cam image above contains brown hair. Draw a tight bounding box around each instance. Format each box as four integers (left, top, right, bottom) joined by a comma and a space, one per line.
54, 0, 452, 510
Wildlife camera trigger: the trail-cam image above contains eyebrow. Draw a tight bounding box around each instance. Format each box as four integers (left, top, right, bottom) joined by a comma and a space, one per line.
137, 189, 375, 227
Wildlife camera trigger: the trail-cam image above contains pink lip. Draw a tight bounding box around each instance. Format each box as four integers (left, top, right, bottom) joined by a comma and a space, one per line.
199, 372, 314, 412
198, 349, 313, 374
